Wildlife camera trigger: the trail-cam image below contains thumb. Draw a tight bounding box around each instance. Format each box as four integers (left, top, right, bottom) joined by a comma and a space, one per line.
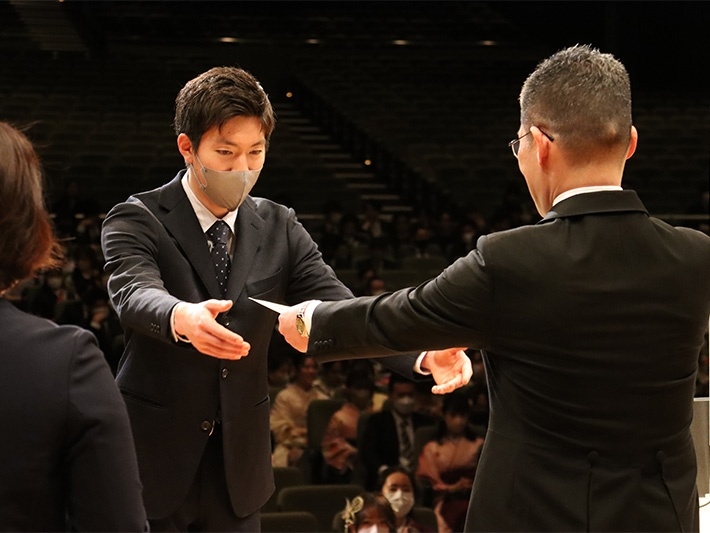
204, 299, 234, 316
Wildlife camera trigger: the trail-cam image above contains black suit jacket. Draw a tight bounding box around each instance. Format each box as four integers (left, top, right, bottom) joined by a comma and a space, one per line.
307, 191, 710, 532
359, 410, 436, 490
101, 172, 418, 519
0, 299, 146, 531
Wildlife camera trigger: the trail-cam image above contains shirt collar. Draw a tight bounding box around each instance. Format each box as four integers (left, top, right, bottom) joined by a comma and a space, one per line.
181, 170, 238, 234
552, 185, 623, 207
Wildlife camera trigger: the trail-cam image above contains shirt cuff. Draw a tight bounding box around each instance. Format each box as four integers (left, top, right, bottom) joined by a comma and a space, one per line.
170, 303, 191, 344
414, 352, 431, 375
302, 300, 322, 337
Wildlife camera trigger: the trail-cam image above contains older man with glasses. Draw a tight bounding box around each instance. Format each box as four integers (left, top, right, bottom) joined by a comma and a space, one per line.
278, 44, 710, 532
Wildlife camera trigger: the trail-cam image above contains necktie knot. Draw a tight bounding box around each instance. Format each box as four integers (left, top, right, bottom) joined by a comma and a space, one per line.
208, 220, 231, 244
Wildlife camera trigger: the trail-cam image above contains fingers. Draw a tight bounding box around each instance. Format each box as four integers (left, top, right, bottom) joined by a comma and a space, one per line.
203, 299, 234, 315
192, 328, 251, 360
431, 376, 464, 395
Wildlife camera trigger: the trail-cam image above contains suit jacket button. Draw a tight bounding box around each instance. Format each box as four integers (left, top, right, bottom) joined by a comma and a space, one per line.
200, 420, 212, 432
221, 368, 229, 379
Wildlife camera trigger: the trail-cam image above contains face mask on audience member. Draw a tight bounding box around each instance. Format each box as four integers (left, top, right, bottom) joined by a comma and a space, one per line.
357, 525, 389, 533
392, 395, 415, 416
384, 489, 415, 519
191, 154, 260, 212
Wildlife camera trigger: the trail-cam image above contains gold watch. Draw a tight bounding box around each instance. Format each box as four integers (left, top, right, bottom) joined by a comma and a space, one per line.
295, 305, 309, 337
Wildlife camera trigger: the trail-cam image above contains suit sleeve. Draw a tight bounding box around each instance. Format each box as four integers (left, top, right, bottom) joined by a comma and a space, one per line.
64, 328, 147, 531
282, 207, 426, 379
308, 240, 495, 358
284, 206, 354, 304
101, 199, 181, 342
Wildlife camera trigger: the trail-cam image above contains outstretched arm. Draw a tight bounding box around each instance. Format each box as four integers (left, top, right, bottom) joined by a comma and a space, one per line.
278, 304, 472, 393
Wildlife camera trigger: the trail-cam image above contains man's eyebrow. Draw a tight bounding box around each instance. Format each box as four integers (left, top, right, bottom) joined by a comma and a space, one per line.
215, 137, 266, 147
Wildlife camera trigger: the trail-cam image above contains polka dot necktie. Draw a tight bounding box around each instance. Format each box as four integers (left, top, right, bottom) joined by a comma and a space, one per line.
207, 220, 232, 297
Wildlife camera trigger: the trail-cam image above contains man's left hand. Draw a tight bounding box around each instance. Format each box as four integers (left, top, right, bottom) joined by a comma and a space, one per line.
422, 348, 472, 394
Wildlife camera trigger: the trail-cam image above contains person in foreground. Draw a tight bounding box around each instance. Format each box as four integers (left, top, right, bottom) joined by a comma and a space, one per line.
280, 45, 710, 532
101, 66, 469, 531
0, 121, 147, 531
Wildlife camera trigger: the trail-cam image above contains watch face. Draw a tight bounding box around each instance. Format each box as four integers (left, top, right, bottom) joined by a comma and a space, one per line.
296, 316, 306, 336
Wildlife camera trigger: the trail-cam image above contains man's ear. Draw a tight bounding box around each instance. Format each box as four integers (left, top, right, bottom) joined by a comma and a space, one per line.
177, 133, 193, 164
625, 125, 638, 160
530, 126, 551, 165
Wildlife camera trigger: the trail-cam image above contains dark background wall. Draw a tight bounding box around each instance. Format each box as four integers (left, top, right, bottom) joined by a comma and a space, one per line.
0, 0, 707, 223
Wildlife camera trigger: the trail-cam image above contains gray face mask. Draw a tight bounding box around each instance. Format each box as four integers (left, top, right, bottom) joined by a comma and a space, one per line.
192, 154, 261, 212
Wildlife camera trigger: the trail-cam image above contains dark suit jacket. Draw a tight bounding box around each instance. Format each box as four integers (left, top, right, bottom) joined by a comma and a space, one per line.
0, 299, 146, 531
101, 172, 419, 519
359, 410, 436, 490
307, 191, 710, 532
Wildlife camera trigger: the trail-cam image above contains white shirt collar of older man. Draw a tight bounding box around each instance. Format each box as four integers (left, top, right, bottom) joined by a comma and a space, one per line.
552, 185, 623, 207
181, 172, 238, 236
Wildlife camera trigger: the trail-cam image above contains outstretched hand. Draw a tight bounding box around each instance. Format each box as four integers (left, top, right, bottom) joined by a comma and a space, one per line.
422, 348, 472, 394
173, 299, 250, 359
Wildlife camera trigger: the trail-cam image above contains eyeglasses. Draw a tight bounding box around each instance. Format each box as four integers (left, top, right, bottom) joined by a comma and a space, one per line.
508, 128, 555, 158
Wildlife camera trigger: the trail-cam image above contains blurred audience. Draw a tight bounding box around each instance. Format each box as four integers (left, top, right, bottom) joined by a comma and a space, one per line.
321, 370, 376, 484
359, 373, 438, 490
416, 392, 485, 533
270, 355, 328, 467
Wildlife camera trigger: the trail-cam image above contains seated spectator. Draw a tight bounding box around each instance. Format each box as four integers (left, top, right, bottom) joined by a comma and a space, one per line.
314, 360, 348, 399
359, 373, 437, 490
322, 371, 376, 484
378, 466, 435, 533
365, 276, 389, 297
69, 244, 103, 303
270, 355, 328, 467
0, 120, 146, 530
26, 267, 69, 321
416, 392, 485, 533
360, 200, 392, 241
267, 350, 295, 396
338, 492, 397, 533
333, 214, 369, 269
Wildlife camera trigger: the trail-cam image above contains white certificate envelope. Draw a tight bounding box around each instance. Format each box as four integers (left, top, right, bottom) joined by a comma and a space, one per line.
249, 297, 290, 314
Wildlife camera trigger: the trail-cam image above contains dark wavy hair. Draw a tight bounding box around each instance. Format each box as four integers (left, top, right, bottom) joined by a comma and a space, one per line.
0, 122, 61, 294
174, 66, 276, 150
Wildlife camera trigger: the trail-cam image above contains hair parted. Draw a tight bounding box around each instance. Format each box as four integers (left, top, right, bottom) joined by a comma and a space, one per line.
519, 44, 632, 158
174, 66, 276, 150
0, 121, 61, 293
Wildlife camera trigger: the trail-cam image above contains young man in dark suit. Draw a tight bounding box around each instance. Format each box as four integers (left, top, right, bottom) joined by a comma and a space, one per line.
279, 45, 710, 531
100, 66, 362, 532
101, 66, 470, 532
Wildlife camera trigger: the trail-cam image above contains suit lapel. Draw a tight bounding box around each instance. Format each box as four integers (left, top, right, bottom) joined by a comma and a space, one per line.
158, 175, 223, 298
226, 197, 264, 301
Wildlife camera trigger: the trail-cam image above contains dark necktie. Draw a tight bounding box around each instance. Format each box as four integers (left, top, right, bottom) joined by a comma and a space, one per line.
399, 417, 414, 466
207, 220, 231, 297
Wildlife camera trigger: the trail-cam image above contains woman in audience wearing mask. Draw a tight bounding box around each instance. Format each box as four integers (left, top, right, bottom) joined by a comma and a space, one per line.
378, 466, 435, 533
416, 392, 485, 533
